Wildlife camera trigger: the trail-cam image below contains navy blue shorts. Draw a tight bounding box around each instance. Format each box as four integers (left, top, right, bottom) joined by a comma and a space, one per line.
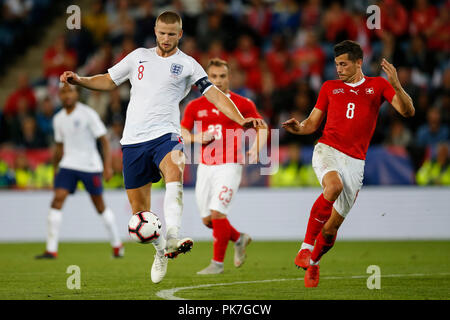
54, 168, 103, 195
122, 133, 184, 189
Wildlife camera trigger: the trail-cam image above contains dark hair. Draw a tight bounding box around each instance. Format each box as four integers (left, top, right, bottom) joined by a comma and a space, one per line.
334, 40, 363, 61
156, 11, 182, 28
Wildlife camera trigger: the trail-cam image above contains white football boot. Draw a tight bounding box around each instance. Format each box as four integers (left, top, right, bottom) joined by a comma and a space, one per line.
151, 253, 168, 283
164, 237, 194, 259
234, 233, 252, 267
197, 261, 224, 275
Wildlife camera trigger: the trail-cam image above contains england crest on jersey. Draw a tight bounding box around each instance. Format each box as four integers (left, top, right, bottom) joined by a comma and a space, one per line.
170, 63, 183, 76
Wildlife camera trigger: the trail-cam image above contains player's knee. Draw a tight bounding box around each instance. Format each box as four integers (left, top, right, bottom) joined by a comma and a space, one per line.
211, 210, 226, 220
324, 182, 343, 200
202, 217, 212, 229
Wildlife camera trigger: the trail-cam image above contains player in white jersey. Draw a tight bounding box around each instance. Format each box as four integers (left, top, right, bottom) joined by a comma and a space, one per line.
60, 11, 264, 283
36, 83, 123, 259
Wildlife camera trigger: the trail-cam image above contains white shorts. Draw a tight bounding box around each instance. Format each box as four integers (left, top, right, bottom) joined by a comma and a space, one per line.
195, 163, 243, 218
312, 143, 365, 218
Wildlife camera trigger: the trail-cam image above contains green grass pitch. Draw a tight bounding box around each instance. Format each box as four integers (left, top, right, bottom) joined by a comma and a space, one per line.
0, 241, 449, 300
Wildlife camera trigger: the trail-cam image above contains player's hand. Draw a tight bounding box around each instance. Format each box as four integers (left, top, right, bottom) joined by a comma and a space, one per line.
381, 59, 400, 89
103, 166, 113, 182
282, 118, 302, 134
60, 71, 80, 85
241, 118, 265, 129
194, 131, 215, 144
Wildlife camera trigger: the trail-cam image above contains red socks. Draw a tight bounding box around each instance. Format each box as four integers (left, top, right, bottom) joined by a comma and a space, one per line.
211, 218, 240, 263
311, 230, 337, 263
304, 194, 334, 246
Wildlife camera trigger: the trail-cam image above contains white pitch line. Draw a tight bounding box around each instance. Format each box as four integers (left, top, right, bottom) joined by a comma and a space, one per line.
156, 272, 450, 300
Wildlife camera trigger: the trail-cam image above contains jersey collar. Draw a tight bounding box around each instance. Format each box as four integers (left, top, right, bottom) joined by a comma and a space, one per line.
343, 76, 366, 87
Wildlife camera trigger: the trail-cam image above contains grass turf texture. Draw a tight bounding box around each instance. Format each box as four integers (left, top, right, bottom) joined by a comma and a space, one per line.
0, 241, 449, 300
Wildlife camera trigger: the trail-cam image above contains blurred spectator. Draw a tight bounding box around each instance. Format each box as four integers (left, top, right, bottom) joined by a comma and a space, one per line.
301, 0, 322, 28
416, 143, 450, 185
79, 42, 114, 76
200, 39, 229, 67
83, 0, 109, 45
415, 107, 449, 148
271, 0, 301, 36
43, 34, 77, 80
134, 0, 157, 47
292, 29, 325, 80
376, 0, 409, 39
114, 36, 136, 64
2, 0, 33, 25
322, 1, 357, 43
15, 116, 47, 149
385, 118, 413, 147
232, 34, 262, 93
246, 0, 272, 38
3, 72, 37, 116
103, 154, 124, 189
269, 143, 319, 187
0, 160, 15, 188
196, 9, 230, 51
405, 35, 435, 83
105, 88, 127, 127
35, 96, 56, 146
410, 0, 438, 37
86, 90, 110, 122
424, 1, 450, 53
13, 152, 33, 189
107, 117, 124, 152
265, 34, 295, 89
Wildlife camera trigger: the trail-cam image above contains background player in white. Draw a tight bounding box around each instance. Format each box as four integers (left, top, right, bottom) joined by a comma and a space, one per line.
181, 58, 268, 274
60, 11, 263, 283
36, 83, 123, 259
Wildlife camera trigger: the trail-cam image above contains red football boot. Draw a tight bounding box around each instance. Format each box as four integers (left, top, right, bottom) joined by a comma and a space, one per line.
294, 249, 311, 270
304, 264, 320, 287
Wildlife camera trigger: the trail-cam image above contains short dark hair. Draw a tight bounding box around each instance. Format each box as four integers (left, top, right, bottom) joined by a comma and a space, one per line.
334, 40, 363, 61
156, 11, 182, 28
206, 58, 229, 73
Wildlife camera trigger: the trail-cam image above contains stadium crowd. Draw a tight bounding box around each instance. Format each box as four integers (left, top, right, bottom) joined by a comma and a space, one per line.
0, 0, 449, 189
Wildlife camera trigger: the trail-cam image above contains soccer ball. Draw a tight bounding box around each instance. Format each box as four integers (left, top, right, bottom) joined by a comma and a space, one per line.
128, 211, 162, 244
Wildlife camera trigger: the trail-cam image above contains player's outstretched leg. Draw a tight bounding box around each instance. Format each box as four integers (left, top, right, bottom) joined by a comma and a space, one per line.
151, 235, 168, 283
295, 193, 334, 270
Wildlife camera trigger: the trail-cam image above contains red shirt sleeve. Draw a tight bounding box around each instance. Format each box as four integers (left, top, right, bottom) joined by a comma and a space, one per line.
314, 81, 330, 112
380, 77, 396, 104
180, 100, 195, 130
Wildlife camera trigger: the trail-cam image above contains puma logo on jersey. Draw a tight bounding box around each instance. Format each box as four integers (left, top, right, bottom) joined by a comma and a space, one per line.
349, 89, 359, 95
212, 108, 219, 115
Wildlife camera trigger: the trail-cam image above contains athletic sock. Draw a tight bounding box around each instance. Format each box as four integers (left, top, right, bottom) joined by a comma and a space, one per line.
164, 181, 183, 240
303, 193, 334, 246
100, 207, 122, 248
153, 234, 166, 257
46, 208, 63, 253
228, 220, 240, 242
310, 230, 337, 264
212, 218, 231, 263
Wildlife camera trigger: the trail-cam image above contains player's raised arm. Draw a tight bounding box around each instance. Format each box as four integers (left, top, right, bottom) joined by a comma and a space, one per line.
381, 59, 415, 118
60, 71, 117, 91
282, 108, 324, 135
203, 86, 264, 129
181, 126, 214, 145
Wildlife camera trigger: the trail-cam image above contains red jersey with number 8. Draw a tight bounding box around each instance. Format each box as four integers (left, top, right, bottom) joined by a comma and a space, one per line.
314, 76, 396, 160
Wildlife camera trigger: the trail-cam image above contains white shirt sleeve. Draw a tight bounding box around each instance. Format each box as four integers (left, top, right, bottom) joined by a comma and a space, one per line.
189, 57, 209, 87
88, 110, 107, 138
108, 51, 134, 86
53, 116, 63, 143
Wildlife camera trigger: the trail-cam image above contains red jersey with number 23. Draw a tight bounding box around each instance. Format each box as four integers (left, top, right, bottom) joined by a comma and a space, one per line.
181, 91, 262, 165
315, 76, 396, 160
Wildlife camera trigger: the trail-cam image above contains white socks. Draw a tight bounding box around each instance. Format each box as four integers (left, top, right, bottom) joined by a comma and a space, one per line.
46, 208, 63, 253
100, 207, 122, 248
153, 236, 167, 257
164, 181, 183, 240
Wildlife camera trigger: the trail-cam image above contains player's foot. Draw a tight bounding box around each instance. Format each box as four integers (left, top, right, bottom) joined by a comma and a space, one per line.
234, 233, 251, 267
165, 238, 194, 259
197, 261, 224, 275
35, 251, 57, 259
304, 264, 320, 287
294, 249, 311, 270
113, 245, 124, 258
151, 253, 168, 284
